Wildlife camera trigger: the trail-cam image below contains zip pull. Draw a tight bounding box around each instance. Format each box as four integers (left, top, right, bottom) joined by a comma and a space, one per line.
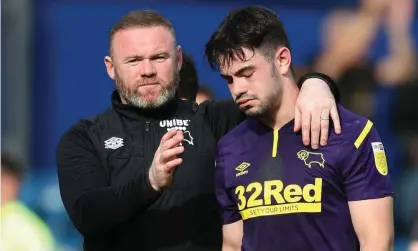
145, 121, 150, 132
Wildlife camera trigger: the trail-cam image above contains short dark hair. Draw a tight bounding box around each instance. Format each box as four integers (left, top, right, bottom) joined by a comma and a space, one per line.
205, 6, 291, 70
1, 153, 25, 180
178, 53, 199, 101
109, 10, 175, 55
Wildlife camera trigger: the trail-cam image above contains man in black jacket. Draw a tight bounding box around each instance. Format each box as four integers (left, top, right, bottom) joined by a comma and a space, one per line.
57, 10, 341, 251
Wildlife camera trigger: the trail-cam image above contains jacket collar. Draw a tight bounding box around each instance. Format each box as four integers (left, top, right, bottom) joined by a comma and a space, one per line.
111, 90, 179, 121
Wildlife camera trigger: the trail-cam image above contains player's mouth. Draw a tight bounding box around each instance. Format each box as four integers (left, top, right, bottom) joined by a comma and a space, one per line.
237, 98, 254, 108
140, 82, 159, 87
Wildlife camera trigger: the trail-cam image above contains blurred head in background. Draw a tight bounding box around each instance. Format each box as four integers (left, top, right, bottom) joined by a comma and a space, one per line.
104, 10, 183, 108
178, 53, 199, 101
1, 154, 25, 206
195, 85, 214, 104
205, 6, 294, 117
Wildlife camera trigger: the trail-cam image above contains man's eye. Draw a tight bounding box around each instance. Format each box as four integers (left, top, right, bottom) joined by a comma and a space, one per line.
154, 56, 167, 62
244, 73, 253, 78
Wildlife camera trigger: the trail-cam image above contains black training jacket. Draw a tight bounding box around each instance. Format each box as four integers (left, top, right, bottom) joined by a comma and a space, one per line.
57, 91, 245, 251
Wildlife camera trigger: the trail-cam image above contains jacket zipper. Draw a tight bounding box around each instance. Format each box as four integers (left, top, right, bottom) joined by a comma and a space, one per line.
145, 121, 150, 132
145, 121, 154, 168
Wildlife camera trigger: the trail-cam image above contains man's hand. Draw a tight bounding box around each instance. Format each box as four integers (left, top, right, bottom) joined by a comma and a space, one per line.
294, 78, 341, 149
149, 129, 184, 191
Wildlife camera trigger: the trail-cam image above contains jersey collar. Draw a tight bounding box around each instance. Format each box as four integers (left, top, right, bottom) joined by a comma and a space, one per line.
252, 118, 295, 132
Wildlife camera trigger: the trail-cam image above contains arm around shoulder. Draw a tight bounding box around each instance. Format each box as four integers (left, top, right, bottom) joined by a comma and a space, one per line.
199, 99, 245, 141
56, 123, 161, 237
297, 72, 341, 103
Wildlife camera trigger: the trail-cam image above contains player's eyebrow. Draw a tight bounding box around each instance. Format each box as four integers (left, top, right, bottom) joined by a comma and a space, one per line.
233, 65, 255, 76
220, 65, 255, 79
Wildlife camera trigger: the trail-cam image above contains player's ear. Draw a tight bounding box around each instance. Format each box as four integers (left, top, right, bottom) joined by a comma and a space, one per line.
274, 47, 291, 75
176, 45, 183, 72
104, 55, 115, 80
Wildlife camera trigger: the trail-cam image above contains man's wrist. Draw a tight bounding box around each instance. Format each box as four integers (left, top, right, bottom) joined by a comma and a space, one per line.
297, 72, 341, 103
147, 168, 161, 192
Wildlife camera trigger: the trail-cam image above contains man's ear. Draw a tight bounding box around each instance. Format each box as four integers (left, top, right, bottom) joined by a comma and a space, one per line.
104, 56, 115, 80
275, 47, 292, 75
177, 45, 183, 71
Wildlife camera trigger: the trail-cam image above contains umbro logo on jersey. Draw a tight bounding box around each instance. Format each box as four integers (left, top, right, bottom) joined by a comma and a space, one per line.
104, 137, 124, 150
236, 162, 251, 177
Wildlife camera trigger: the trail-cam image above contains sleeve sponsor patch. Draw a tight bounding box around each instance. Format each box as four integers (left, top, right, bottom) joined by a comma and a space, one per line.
371, 142, 388, 176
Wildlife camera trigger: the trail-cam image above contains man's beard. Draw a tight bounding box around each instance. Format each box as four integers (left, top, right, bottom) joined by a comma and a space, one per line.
238, 65, 282, 117
115, 70, 180, 109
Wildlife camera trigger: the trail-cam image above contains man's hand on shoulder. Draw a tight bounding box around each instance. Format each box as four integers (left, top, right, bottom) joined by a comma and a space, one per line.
294, 77, 342, 149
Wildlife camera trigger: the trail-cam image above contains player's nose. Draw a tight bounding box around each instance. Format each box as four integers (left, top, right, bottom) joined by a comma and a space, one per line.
231, 81, 248, 97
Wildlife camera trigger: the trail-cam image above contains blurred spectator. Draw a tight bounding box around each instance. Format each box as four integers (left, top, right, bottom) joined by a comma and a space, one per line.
1, 153, 56, 251
315, 0, 416, 86
314, 1, 381, 80
178, 52, 199, 101
196, 85, 215, 104
375, 0, 416, 85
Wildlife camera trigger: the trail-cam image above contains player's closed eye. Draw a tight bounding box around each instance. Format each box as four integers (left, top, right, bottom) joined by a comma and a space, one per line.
243, 73, 253, 78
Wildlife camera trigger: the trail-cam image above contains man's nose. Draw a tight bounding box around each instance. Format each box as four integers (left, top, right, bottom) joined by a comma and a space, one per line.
230, 79, 248, 97
140, 60, 156, 77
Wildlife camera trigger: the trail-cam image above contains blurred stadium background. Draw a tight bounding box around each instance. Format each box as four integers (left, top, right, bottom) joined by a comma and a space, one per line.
2, 0, 418, 250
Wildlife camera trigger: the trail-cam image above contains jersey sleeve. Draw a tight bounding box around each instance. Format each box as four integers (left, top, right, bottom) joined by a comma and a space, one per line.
198, 99, 245, 142
215, 144, 242, 224
56, 122, 161, 237
340, 121, 394, 201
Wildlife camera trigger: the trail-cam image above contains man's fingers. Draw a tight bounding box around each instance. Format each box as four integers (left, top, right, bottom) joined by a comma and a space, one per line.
165, 158, 183, 171
294, 106, 302, 132
310, 110, 321, 149
320, 111, 330, 146
161, 146, 185, 162
301, 112, 311, 146
161, 131, 184, 150
330, 106, 341, 134
161, 129, 179, 143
